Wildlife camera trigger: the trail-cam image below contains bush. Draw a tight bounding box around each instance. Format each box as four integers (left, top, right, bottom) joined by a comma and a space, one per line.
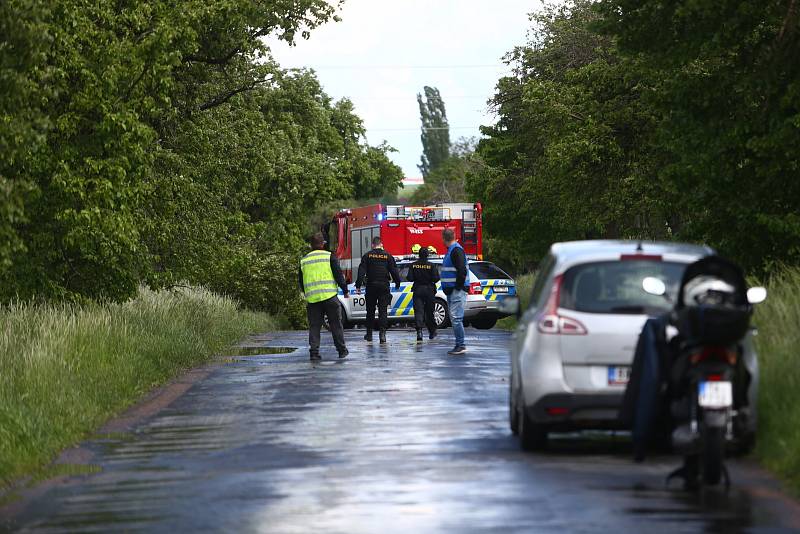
0, 286, 276, 488
211, 251, 308, 328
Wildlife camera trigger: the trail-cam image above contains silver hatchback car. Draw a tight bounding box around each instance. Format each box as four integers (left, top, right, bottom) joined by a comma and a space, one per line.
509, 240, 758, 450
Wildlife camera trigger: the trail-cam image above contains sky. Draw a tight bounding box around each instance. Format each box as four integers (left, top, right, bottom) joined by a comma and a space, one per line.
267, 0, 540, 179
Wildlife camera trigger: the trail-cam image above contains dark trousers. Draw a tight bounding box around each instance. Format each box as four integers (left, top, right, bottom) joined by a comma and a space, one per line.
413, 287, 437, 334
365, 283, 392, 331
307, 296, 346, 354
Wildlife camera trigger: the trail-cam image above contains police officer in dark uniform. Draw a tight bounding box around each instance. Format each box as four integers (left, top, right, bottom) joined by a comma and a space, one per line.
355, 236, 401, 343
407, 246, 440, 341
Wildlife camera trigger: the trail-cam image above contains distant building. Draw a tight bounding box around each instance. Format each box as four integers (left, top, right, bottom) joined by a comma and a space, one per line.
402, 177, 424, 187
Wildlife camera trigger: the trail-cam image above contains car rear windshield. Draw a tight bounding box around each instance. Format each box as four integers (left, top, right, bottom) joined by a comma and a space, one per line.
559, 260, 686, 314
469, 262, 512, 280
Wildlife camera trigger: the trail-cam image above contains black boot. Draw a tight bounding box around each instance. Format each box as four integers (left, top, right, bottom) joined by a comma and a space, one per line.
416, 329, 423, 342
429, 329, 437, 340
364, 329, 373, 342
310, 352, 321, 361
379, 329, 387, 344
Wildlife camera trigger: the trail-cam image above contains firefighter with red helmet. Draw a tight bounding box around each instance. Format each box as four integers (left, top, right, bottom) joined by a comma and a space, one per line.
355, 236, 401, 343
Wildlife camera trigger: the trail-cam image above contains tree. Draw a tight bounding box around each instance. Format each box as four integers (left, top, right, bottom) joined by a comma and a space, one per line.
468, 1, 666, 272
417, 86, 451, 177
0, 0, 49, 276
0, 0, 404, 320
594, 0, 800, 271
411, 138, 476, 205
470, 0, 799, 274
140, 70, 403, 325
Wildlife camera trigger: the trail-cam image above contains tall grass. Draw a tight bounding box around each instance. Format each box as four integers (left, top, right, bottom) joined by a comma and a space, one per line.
752, 266, 800, 493
497, 272, 536, 330
0, 286, 276, 488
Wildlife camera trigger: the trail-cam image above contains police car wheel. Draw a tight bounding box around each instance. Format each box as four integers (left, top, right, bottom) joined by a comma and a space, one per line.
471, 316, 498, 330
433, 298, 450, 329
341, 311, 353, 329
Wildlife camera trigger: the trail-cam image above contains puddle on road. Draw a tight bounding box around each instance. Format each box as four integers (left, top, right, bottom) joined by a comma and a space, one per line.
217, 346, 297, 362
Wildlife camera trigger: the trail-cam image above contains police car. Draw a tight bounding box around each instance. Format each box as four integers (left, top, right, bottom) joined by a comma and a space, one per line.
334, 259, 516, 330
465, 261, 518, 329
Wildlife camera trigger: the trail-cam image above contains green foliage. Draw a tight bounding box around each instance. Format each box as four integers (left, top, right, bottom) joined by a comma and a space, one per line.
593, 0, 800, 271
0, 1, 48, 274
0, 0, 403, 313
470, 1, 667, 273
417, 86, 452, 177
471, 0, 800, 273
0, 286, 276, 487
411, 138, 476, 205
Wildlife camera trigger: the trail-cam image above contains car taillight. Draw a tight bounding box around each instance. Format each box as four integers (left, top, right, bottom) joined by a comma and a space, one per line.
690, 347, 737, 365
537, 275, 588, 335
538, 315, 588, 335
469, 281, 483, 295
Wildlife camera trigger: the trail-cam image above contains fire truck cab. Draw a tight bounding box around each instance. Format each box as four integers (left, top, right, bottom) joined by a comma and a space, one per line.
325, 203, 483, 281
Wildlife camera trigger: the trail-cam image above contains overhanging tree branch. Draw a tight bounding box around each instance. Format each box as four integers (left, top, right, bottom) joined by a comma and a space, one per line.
198, 77, 273, 111
185, 29, 271, 65
185, 47, 242, 65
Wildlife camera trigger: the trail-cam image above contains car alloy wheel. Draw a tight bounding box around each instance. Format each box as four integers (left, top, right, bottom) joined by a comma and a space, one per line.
433, 298, 450, 329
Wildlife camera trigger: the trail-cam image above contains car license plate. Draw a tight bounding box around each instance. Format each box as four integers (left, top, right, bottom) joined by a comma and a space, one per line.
607, 366, 631, 386
698, 381, 733, 408
492, 286, 509, 293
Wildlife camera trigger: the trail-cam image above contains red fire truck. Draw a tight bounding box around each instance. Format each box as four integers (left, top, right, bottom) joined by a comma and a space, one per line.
325, 203, 483, 282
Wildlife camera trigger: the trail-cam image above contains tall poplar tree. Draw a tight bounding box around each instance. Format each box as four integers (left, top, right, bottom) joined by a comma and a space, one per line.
417, 86, 451, 177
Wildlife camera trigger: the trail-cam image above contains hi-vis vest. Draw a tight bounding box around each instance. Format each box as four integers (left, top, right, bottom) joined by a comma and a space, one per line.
441, 242, 465, 290
300, 250, 338, 304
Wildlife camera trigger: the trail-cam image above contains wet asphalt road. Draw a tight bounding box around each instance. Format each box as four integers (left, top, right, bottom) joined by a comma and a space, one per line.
4, 328, 800, 533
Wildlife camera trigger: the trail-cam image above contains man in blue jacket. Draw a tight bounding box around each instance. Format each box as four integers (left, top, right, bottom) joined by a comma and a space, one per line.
440, 228, 468, 355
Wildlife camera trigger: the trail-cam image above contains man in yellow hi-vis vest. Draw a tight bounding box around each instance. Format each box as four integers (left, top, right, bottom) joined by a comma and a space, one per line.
298, 232, 349, 360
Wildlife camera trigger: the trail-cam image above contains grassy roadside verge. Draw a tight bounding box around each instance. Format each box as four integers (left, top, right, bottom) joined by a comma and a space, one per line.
752, 266, 800, 495
497, 272, 535, 330
0, 286, 277, 490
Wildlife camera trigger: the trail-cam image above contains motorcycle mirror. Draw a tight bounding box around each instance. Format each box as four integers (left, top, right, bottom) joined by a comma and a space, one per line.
747, 286, 767, 304
642, 276, 667, 297
498, 296, 521, 318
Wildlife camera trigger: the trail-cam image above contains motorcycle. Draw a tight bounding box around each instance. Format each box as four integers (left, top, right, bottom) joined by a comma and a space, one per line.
637, 256, 767, 488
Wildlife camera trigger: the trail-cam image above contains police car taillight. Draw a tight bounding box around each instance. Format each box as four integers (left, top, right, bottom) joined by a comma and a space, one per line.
469, 282, 483, 295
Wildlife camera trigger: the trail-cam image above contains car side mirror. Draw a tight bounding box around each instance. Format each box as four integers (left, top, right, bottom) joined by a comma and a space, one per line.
746, 286, 767, 304
498, 296, 521, 318
642, 276, 667, 297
